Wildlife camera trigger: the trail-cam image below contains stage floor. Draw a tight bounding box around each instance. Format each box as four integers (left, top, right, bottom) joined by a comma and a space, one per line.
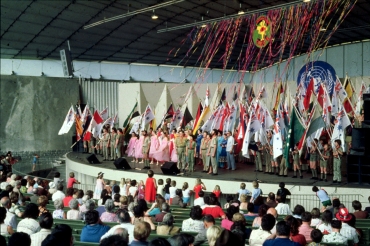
68, 152, 368, 188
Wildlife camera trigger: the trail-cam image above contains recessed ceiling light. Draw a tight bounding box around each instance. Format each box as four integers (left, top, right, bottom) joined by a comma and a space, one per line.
151, 10, 158, 20
303, 0, 311, 2
238, 3, 244, 15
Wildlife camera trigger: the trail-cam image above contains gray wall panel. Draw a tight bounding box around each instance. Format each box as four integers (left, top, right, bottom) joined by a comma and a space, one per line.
345, 43, 363, 77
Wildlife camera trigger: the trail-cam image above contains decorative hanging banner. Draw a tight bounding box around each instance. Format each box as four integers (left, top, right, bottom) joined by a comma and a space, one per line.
297, 61, 337, 96
252, 16, 272, 48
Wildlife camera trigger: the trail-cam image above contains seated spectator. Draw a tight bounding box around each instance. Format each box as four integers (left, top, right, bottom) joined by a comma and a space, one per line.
182, 205, 204, 232
267, 207, 278, 235
17, 203, 41, 235
47, 182, 57, 196
275, 195, 292, 215
99, 199, 118, 223
52, 199, 66, 219
336, 208, 359, 245
307, 229, 324, 246
193, 214, 215, 246
216, 229, 244, 246
30, 212, 53, 246
80, 210, 110, 243
292, 205, 305, 219
52, 183, 65, 202
27, 180, 36, 194
231, 213, 250, 241
38, 195, 49, 217
310, 208, 321, 227
130, 221, 151, 246
322, 220, 348, 245
244, 202, 258, 221
119, 195, 128, 210
67, 199, 81, 220
206, 225, 222, 246
8, 232, 31, 246
113, 193, 121, 207
132, 205, 155, 230
265, 192, 277, 208
100, 209, 134, 244
157, 213, 180, 236
78, 195, 90, 215
223, 195, 234, 209
249, 214, 276, 246
201, 196, 226, 219
316, 209, 332, 235
172, 189, 186, 207
263, 221, 300, 246
149, 237, 171, 246
155, 203, 170, 223
352, 200, 368, 219
76, 190, 84, 205
239, 194, 249, 211
41, 224, 73, 246
221, 203, 239, 230
252, 204, 269, 227
0, 206, 13, 235
253, 196, 265, 213
168, 233, 195, 246
298, 212, 313, 243
100, 234, 128, 246
62, 188, 74, 207
146, 196, 165, 217
193, 190, 205, 207
20, 179, 28, 194
30, 188, 47, 205
285, 215, 306, 246
1, 197, 17, 231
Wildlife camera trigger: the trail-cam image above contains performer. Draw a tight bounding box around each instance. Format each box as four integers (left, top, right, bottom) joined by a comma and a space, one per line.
216, 131, 223, 168
186, 135, 196, 172
126, 133, 138, 162
320, 144, 330, 182
152, 131, 170, 166
226, 131, 236, 171
333, 139, 343, 184
200, 131, 210, 172
292, 143, 302, 179
142, 130, 151, 169
116, 128, 124, 158
101, 128, 110, 161
169, 129, 177, 157
196, 129, 203, 165
264, 144, 272, 174
110, 128, 117, 160
219, 133, 227, 169
175, 130, 187, 171
149, 130, 159, 165
309, 143, 319, 180
135, 133, 144, 163
208, 129, 218, 175
255, 141, 264, 172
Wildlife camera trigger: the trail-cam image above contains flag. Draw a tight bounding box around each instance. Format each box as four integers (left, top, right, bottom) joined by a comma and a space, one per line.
141, 105, 155, 131
233, 86, 238, 101
283, 106, 305, 168
344, 77, 354, 99
355, 80, 366, 115
130, 117, 141, 134
192, 102, 204, 134
205, 85, 210, 107
322, 96, 331, 127
100, 107, 109, 120
75, 114, 84, 138
201, 106, 220, 133
273, 107, 284, 159
219, 88, 226, 105
303, 78, 315, 111
123, 102, 139, 128
77, 105, 82, 117
169, 108, 184, 132
331, 90, 339, 116
335, 78, 348, 101
93, 110, 104, 125
273, 82, 284, 110
81, 104, 90, 124
235, 103, 247, 154
213, 104, 228, 130
248, 85, 255, 104
256, 85, 268, 101
242, 112, 262, 158
83, 118, 94, 141
331, 106, 351, 152
181, 107, 193, 128
224, 102, 237, 133
157, 104, 175, 129
58, 106, 75, 135
305, 106, 325, 140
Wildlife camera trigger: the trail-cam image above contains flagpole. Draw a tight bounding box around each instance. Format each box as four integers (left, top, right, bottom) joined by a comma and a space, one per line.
70, 140, 80, 149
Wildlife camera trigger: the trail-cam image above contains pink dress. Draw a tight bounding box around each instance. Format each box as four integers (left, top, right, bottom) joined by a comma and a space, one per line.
126, 137, 137, 157
152, 137, 170, 162
171, 145, 178, 162
135, 135, 144, 159
149, 136, 159, 158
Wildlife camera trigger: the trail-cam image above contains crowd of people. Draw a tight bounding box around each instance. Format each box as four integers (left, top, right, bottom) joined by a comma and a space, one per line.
0, 166, 369, 246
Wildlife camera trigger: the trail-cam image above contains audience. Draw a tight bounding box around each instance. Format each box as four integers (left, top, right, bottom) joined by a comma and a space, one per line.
51, 183, 65, 201
100, 234, 128, 246
352, 200, 368, 219
17, 203, 41, 235
249, 214, 276, 246
167, 233, 195, 246
262, 221, 301, 246
298, 211, 313, 243
52, 199, 66, 219
80, 210, 110, 242
316, 210, 332, 235
221, 203, 239, 230
275, 195, 292, 215
100, 199, 119, 222
62, 188, 74, 207
310, 208, 321, 227
66, 198, 81, 220
101, 209, 134, 244
155, 202, 170, 222
285, 215, 306, 246
322, 220, 348, 245
206, 225, 222, 246
130, 221, 151, 246
193, 190, 205, 207
0, 206, 13, 235
265, 192, 277, 208
336, 208, 359, 245
292, 204, 305, 219
252, 204, 269, 227
193, 214, 215, 245
201, 196, 226, 219
307, 229, 324, 246
8, 232, 31, 246
41, 224, 73, 246
30, 212, 53, 246
156, 213, 180, 235
182, 205, 204, 232
1, 196, 17, 231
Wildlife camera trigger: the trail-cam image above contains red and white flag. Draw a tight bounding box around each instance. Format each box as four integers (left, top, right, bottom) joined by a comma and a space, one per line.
205, 85, 210, 107
169, 108, 184, 132
141, 105, 155, 131
81, 104, 90, 124
242, 110, 262, 158
303, 78, 315, 111
58, 106, 75, 135
100, 107, 109, 120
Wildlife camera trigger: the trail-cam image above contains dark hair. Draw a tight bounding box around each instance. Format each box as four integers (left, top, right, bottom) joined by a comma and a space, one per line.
293, 205, 305, 216
312, 186, 319, 192
21, 179, 27, 186
276, 195, 283, 203
0, 207, 6, 223
301, 211, 312, 222
347, 213, 357, 227
100, 235, 128, 246
226, 204, 240, 221
175, 189, 182, 197
258, 204, 269, 217
133, 205, 144, 218
138, 199, 149, 212
226, 195, 234, 203
279, 182, 285, 188
85, 210, 100, 225
8, 232, 31, 246
190, 206, 203, 220
166, 178, 171, 184
131, 180, 137, 186
57, 183, 64, 191
284, 215, 300, 235
333, 198, 341, 208
77, 190, 84, 199
54, 172, 61, 178
321, 210, 333, 225
276, 221, 290, 236
310, 229, 323, 243
352, 200, 362, 210
247, 202, 254, 213
203, 214, 215, 224
41, 224, 72, 246
39, 212, 53, 229
23, 203, 39, 219
113, 185, 120, 194
311, 208, 320, 219
117, 209, 131, 223
331, 219, 342, 229
149, 237, 171, 246
261, 214, 276, 231
167, 233, 195, 246
114, 193, 121, 202
268, 192, 275, 200
215, 229, 244, 246
148, 170, 154, 178
198, 190, 204, 197
66, 187, 74, 197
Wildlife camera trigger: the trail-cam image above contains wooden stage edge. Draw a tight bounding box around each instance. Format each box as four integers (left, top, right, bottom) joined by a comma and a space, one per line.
67, 152, 369, 189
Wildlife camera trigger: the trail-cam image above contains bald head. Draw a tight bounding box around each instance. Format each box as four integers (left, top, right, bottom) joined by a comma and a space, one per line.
267, 207, 278, 218
0, 197, 10, 208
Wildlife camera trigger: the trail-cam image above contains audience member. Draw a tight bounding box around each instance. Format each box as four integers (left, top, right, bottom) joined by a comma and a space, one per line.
276, 182, 291, 203
193, 190, 205, 207
265, 192, 277, 208
307, 229, 324, 246
193, 214, 215, 246
17, 203, 41, 235
155, 202, 170, 223
262, 221, 300, 246
62, 188, 74, 207
244, 202, 258, 221
322, 220, 348, 245
292, 205, 305, 219
80, 210, 110, 242
285, 215, 306, 246
101, 209, 134, 244
239, 194, 249, 211
100, 234, 128, 246
249, 214, 275, 246
352, 200, 368, 219
67, 198, 81, 220
206, 225, 222, 246
41, 224, 73, 246
30, 212, 53, 246
316, 210, 333, 235
8, 232, 31, 246
201, 196, 225, 219
215, 229, 244, 246
157, 213, 180, 235
275, 195, 292, 215
182, 205, 204, 232
148, 237, 171, 246
298, 211, 313, 242
336, 208, 359, 244
1, 196, 17, 231
221, 203, 239, 230
52, 183, 65, 201
0, 206, 13, 235
310, 208, 321, 227
167, 233, 195, 246
100, 199, 119, 222
252, 204, 269, 227
130, 221, 151, 246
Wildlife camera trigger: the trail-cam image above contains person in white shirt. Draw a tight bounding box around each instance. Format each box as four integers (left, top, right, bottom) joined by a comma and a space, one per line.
336, 208, 359, 244
1, 197, 17, 231
30, 212, 53, 246
275, 195, 292, 216
100, 209, 134, 244
52, 183, 65, 202
169, 180, 177, 204
17, 203, 41, 235
249, 214, 275, 246
316, 210, 333, 235
322, 220, 348, 245
182, 205, 205, 233
226, 131, 236, 170
194, 190, 205, 207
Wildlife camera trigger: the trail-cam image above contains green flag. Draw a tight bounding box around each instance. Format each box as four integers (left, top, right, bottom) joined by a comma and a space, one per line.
284, 107, 305, 168
123, 102, 138, 128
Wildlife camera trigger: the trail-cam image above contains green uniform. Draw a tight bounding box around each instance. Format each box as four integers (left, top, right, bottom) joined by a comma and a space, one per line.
310, 151, 318, 162
256, 144, 263, 171
201, 138, 210, 171
101, 133, 110, 160
110, 133, 117, 160
293, 151, 300, 165
279, 156, 287, 176
142, 136, 150, 167
186, 141, 196, 172
264, 146, 272, 173
333, 147, 343, 182
208, 137, 218, 174
320, 150, 328, 168
175, 137, 187, 170
116, 134, 124, 158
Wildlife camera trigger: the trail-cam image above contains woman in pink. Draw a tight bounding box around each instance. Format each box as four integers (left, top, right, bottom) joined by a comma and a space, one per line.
135, 134, 144, 163
126, 133, 138, 162
152, 131, 170, 166
145, 170, 157, 203
149, 131, 159, 164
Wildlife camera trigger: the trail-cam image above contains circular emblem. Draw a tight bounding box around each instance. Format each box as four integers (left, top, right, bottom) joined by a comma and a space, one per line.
253, 16, 272, 48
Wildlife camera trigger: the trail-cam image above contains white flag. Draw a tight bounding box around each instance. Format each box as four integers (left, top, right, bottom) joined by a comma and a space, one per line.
331, 106, 351, 152
81, 104, 90, 124
100, 107, 109, 120
130, 117, 141, 134
169, 108, 184, 132
141, 105, 155, 131
201, 106, 221, 133
272, 108, 283, 159
224, 102, 237, 133
58, 106, 75, 135
242, 112, 262, 158
355, 81, 366, 115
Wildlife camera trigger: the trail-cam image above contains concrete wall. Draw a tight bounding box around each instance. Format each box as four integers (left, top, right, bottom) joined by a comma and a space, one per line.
0, 75, 79, 152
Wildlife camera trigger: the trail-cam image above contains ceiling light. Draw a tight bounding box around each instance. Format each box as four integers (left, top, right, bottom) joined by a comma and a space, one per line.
200, 16, 207, 28
303, 0, 311, 2
238, 3, 244, 15
320, 28, 327, 32
151, 10, 158, 20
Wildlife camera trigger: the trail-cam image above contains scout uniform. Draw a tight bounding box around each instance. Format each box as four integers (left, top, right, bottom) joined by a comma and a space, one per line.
142, 136, 150, 168
333, 146, 343, 183
186, 140, 196, 172
101, 132, 110, 160
208, 136, 218, 174
116, 133, 124, 158
175, 136, 187, 170
320, 149, 329, 181
201, 138, 210, 172
264, 145, 272, 173
110, 132, 117, 160
256, 143, 263, 172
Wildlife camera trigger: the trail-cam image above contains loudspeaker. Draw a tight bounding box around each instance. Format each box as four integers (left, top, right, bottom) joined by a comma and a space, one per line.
352, 128, 370, 152
60, 49, 73, 77
86, 154, 100, 164
114, 158, 131, 170
161, 162, 180, 175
